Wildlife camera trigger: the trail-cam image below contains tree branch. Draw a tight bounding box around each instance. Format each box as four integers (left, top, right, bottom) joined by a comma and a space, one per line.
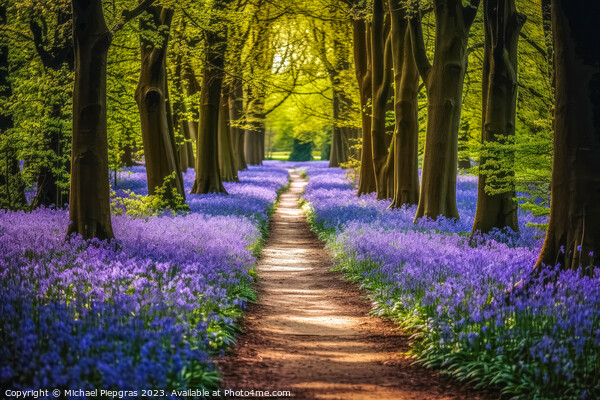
110, 0, 158, 33
409, 1, 431, 84
519, 31, 546, 58
462, 0, 481, 27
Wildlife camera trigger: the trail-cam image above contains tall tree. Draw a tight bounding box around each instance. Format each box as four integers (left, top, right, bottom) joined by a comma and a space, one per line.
472, 0, 524, 235
135, 6, 185, 198
388, 0, 420, 208
218, 91, 238, 181
229, 80, 247, 170
411, 0, 480, 220
535, 0, 600, 272
172, 40, 195, 173
350, 8, 376, 195
68, 0, 156, 240
312, 20, 354, 168
191, 0, 230, 194
370, 0, 394, 199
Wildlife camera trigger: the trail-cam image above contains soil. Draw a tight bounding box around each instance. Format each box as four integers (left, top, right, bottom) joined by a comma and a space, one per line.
218, 172, 498, 400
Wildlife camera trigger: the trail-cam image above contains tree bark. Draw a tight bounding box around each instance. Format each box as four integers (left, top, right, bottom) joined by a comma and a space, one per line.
191, 0, 230, 194
371, 0, 394, 200
353, 18, 376, 195
244, 88, 265, 166
472, 0, 524, 235
229, 80, 247, 170
388, 0, 420, 208
135, 6, 185, 198
535, 0, 600, 272
121, 144, 134, 167
183, 61, 200, 163
67, 0, 114, 240
411, 0, 480, 220
329, 94, 351, 168
173, 55, 195, 172
218, 93, 238, 181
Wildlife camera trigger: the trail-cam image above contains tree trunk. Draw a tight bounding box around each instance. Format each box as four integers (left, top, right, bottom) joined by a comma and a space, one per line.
353, 18, 376, 195
329, 92, 350, 168
371, 0, 394, 200
67, 0, 114, 240
472, 0, 524, 235
458, 121, 471, 170
535, 0, 600, 272
121, 144, 134, 167
183, 62, 200, 164
218, 93, 238, 181
244, 90, 265, 166
411, 0, 480, 220
135, 7, 185, 198
173, 55, 195, 172
388, 0, 420, 208
191, 0, 229, 194
229, 80, 247, 170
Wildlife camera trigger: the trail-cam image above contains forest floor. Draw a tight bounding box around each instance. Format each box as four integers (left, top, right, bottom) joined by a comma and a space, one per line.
218, 172, 496, 400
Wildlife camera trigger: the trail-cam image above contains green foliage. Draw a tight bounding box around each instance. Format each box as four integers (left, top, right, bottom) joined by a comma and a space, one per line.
288, 138, 313, 161
111, 172, 190, 219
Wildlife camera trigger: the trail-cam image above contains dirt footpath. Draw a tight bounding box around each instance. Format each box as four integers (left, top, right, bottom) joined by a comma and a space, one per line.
218, 172, 496, 400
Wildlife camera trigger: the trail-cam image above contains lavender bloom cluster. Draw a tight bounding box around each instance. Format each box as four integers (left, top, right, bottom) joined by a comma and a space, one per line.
0, 165, 289, 398
302, 163, 599, 399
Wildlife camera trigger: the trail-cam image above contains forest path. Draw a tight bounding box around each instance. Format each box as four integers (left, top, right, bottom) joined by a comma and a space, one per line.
218, 171, 493, 400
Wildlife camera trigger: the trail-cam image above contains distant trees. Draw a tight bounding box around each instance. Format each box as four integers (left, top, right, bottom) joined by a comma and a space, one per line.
3, 0, 598, 264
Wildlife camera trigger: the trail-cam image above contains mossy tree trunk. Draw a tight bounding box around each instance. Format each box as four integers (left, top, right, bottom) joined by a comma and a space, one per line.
535, 0, 600, 273
472, 0, 524, 235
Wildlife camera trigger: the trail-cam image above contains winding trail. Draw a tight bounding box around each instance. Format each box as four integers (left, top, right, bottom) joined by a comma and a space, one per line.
218, 172, 494, 400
